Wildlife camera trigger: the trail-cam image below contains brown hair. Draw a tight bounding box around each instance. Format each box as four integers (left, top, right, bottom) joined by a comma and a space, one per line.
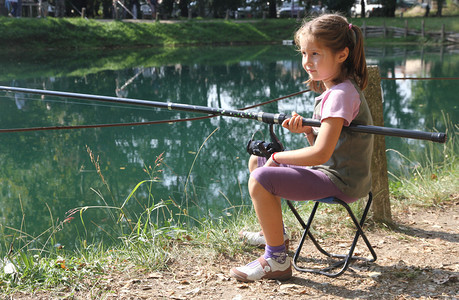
294, 14, 368, 93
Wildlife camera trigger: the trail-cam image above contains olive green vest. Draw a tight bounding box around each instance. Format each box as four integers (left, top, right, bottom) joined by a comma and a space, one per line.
312, 82, 374, 198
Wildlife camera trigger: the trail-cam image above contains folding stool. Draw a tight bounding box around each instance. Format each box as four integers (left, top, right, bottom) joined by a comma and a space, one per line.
286, 192, 377, 277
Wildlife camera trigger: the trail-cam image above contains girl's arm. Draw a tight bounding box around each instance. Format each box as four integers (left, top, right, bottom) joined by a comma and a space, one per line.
266, 116, 344, 167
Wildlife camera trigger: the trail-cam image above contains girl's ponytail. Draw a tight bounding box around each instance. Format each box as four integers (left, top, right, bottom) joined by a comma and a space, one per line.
349, 25, 368, 90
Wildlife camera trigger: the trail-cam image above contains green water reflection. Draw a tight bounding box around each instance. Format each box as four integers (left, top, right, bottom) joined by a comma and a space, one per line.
0, 45, 457, 252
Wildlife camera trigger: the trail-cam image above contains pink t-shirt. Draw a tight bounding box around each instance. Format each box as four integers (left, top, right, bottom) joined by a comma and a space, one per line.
314, 80, 361, 127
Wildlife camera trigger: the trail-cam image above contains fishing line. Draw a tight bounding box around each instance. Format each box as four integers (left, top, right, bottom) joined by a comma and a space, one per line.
0, 94, 162, 112
0, 86, 447, 143
0, 116, 215, 133
381, 77, 459, 80
0, 89, 311, 133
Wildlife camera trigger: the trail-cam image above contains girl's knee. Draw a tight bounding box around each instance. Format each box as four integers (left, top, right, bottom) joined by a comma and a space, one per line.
248, 174, 267, 196
248, 175, 258, 189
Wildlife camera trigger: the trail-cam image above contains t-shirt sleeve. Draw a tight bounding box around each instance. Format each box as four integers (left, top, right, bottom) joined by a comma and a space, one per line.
321, 85, 361, 127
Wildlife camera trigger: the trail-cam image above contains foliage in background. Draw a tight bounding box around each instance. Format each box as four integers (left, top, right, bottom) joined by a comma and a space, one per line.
0, 18, 296, 50
325, 0, 355, 15
1, 16, 458, 52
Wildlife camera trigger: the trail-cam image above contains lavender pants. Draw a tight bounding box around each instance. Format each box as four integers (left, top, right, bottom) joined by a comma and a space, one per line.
251, 156, 357, 204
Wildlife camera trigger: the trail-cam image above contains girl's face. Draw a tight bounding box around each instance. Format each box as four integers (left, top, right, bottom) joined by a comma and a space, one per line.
299, 35, 348, 90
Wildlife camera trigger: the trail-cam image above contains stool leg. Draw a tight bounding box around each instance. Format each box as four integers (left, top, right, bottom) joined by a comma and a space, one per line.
288, 193, 377, 277
337, 196, 377, 264
287, 201, 336, 269
319, 196, 377, 276
292, 201, 320, 272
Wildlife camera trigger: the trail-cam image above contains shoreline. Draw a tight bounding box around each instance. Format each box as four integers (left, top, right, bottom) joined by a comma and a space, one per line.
1, 17, 458, 52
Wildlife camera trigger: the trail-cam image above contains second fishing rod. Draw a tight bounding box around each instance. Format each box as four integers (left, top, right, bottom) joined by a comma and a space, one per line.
0, 86, 447, 143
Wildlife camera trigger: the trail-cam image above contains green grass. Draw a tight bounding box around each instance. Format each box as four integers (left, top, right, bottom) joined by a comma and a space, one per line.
0, 16, 457, 52
1, 116, 456, 296
0, 18, 296, 50
388, 115, 458, 207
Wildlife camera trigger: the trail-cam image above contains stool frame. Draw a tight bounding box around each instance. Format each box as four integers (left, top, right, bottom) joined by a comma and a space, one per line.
286, 192, 377, 277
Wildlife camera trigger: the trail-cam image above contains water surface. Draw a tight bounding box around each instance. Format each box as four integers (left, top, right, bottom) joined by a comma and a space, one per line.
0, 44, 457, 251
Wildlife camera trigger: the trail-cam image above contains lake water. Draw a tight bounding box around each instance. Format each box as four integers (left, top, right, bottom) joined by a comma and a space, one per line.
0, 44, 457, 252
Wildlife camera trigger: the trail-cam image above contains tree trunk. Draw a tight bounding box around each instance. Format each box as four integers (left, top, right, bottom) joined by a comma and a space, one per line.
364, 66, 392, 224
383, 0, 396, 17
268, 1, 276, 18
436, 0, 444, 17
361, 0, 365, 18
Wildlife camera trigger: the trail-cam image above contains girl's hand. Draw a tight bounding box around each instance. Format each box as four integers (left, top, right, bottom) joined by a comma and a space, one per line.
282, 111, 312, 134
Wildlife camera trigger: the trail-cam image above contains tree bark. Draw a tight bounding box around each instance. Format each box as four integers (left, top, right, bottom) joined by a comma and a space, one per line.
364, 66, 392, 224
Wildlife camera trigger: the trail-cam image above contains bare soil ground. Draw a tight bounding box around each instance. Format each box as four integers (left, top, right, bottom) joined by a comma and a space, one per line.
11, 198, 459, 300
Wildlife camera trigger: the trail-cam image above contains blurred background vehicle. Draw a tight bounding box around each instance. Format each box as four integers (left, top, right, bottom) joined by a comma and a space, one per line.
277, 0, 327, 18
396, 0, 418, 8
277, 0, 304, 18
140, 2, 152, 18
236, 0, 265, 18
350, 0, 383, 17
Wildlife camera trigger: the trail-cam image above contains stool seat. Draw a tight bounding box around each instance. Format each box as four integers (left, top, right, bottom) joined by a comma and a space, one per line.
312, 196, 338, 204
286, 192, 377, 277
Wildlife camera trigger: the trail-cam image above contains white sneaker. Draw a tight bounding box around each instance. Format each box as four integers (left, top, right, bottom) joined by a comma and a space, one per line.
239, 230, 290, 251
230, 256, 292, 282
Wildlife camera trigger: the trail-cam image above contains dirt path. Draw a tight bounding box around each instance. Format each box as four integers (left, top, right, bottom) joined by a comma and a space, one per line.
13, 199, 459, 299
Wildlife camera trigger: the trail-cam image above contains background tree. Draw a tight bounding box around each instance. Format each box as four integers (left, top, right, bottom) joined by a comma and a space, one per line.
268, 0, 277, 18
179, 0, 189, 17
324, 0, 354, 15
102, 0, 112, 18
382, 0, 396, 17
161, 0, 174, 18
86, 0, 100, 17
211, 0, 241, 18
194, 0, 207, 17
436, 0, 445, 16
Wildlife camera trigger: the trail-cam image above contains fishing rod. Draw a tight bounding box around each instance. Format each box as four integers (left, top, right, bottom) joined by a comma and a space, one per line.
0, 86, 447, 143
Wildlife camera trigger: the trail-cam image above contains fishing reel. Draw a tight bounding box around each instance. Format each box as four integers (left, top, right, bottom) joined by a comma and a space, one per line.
247, 124, 284, 159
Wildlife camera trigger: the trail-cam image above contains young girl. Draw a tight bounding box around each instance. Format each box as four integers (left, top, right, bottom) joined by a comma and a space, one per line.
230, 14, 374, 282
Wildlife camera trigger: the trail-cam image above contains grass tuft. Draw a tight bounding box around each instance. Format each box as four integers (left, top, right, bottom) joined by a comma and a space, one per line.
388, 115, 458, 207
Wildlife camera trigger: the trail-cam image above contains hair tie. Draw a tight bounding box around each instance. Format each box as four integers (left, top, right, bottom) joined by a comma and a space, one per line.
349, 23, 353, 30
